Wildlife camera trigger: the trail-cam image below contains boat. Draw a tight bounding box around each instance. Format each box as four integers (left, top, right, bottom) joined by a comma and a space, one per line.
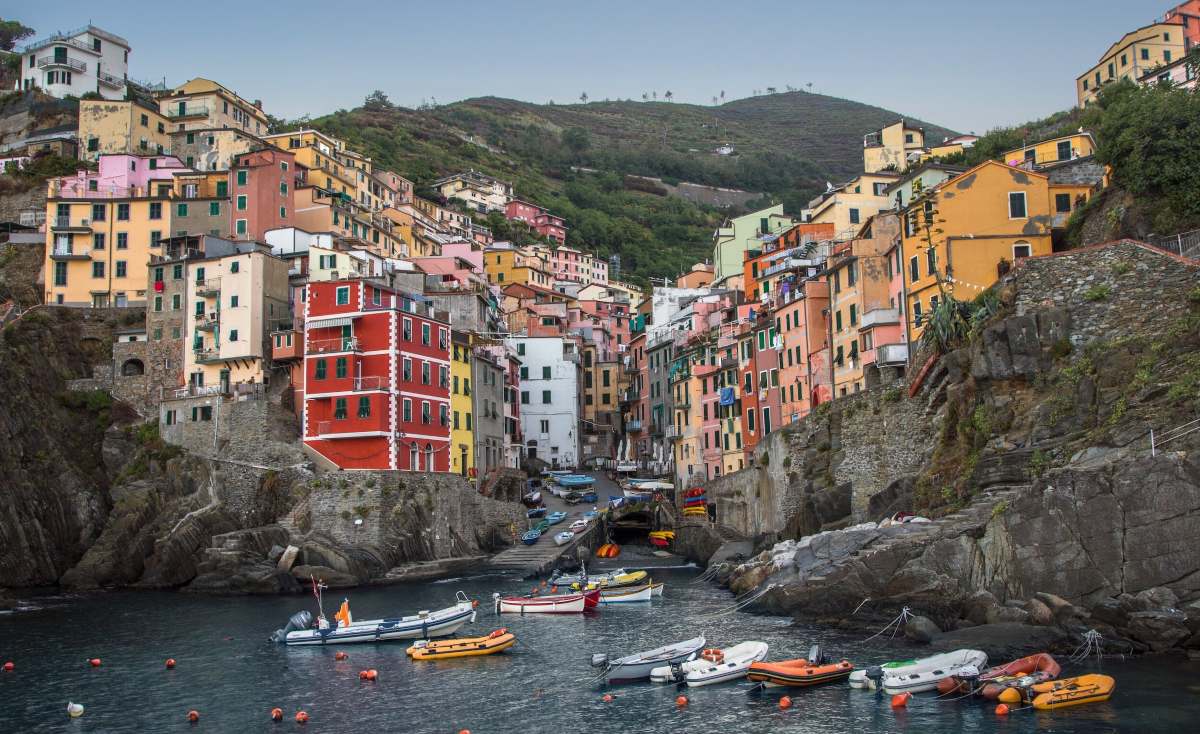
595, 543, 621, 558
546, 511, 567, 525
650, 582, 665, 597
569, 519, 588, 532
580, 491, 598, 503
747, 646, 854, 687
999, 673, 1116, 710
936, 652, 1062, 698
549, 565, 619, 586
272, 587, 478, 646
649, 641, 769, 686
557, 474, 596, 488
582, 510, 599, 521
554, 531, 575, 546
521, 529, 541, 545
494, 588, 600, 614
593, 636, 707, 683
864, 649, 989, 694
572, 570, 648, 590
597, 583, 653, 604
521, 491, 543, 508
544, 469, 572, 477
623, 489, 653, 500
526, 507, 547, 519
406, 629, 516, 660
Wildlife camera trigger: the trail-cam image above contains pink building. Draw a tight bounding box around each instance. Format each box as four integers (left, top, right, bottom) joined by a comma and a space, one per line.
437, 241, 485, 273
505, 199, 568, 245
52, 154, 188, 198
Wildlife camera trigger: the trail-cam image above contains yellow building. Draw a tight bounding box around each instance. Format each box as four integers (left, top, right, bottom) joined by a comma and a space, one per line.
292, 187, 405, 259
78, 100, 172, 161
808, 172, 899, 242
901, 160, 1060, 341
184, 244, 289, 389
484, 246, 553, 288
451, 331, 475, 478
1076, 22, 1185, 106
169, 128, 262, 172
263, 129, 357, 198
1000, 132, 1097, 168
159, 78, 271, 135
863, 120, 927, 173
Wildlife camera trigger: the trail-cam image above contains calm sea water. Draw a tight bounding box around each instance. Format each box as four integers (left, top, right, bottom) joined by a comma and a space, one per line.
2, 569, 1198, 733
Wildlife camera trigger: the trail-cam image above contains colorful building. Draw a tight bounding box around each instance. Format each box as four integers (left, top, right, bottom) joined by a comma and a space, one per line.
436, 171, 513, 214
229, 148, 297, 240
807, 172, 899, 242
78, 100, 171, 161
508, 336, 581, 468
505, 199, 567, 244
159, 78, 270, 136
1076, 21, 1185, 106
15, 25, 130, 100
484, 245, 553, 288
450, 331, 474, 477
302, 280, 451, 471
862, 120, 927, 173
264, 129, 357, 198
711, 204, 795, 286
169, 128, 262, 173
776, 279, 830, 422
1164, 1, 1200, 48
1000, 133, 1096, 169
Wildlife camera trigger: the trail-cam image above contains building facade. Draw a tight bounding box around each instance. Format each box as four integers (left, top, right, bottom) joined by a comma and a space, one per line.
509, 336, 580, 468
16, 25, 130, 100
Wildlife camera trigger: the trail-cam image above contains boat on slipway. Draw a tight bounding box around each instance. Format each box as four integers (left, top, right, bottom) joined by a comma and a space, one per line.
271, 585, 478, 646
593, 636, 707, 683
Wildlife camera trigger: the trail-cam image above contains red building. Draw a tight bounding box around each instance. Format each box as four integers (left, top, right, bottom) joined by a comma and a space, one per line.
302, 279, 451, 471
230, 148, 297, 241
505, 199, 567, 245
1165, 1, 1200, 49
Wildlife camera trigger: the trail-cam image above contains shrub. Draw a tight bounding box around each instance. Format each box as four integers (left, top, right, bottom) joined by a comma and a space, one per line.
1083, 285, 1111, 302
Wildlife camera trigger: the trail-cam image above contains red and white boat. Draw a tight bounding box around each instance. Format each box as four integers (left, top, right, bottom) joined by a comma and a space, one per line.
493, 588, 601, 614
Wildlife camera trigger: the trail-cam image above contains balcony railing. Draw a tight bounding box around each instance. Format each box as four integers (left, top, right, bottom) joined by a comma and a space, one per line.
307, 336, 359, 354
97, 71, 125, 89
626, 420, 644, 432
761, 257, 819, 279
37, 55, 85, 72
860, 308, 900, 330
194, 348, 221, 363
665, 425, 682, 439
166, 105, 211, 119
51, 216, 90, 231
50, 242, 89, 259
170, 384, 225, 399
195, 278, 221, 296
353, 376, 385, 391
196, 312, 219, 331
877, 343, 909, 366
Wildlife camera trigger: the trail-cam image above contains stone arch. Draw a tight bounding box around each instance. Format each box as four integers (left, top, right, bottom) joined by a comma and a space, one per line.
121, 358, 145, 376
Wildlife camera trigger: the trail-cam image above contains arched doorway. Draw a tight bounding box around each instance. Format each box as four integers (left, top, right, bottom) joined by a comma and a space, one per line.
526, 440, 538, 462
425, 443, 434, 472
121, 358, 145, 376
409, 442, 419, 471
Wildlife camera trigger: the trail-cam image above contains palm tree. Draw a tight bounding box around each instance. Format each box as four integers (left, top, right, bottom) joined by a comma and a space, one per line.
652, 91, 657, 100
712, 96, 718, 105
806, 82, 813, 93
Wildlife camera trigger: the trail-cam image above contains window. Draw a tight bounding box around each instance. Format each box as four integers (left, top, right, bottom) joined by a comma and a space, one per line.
149, 202, 162, 220
54, 262, 67, 286
926, 247, 936, 277
280, 182, 288, 195
117, 233, 127, 249
747, 408, 756, 432
517, 343, 525, 356
912, 301, 923, 325
216, 180, 227, 197
315, 359, 327, 379
909, 255, 919, 282
210, 201, 220, 216
93, 233, 105, 250
1141, 48, 1150, 61
236, 219, 247, 235
335, 357, 347, 379
849, 208, 860, 225
117, 203, 129, 221
1165, 50, 1172, 63
520, 366, 529, 379
540, 419, 550, 433
173, 264, 183, 280
237, 170, 247, 186
236, 195, 246, 211
1057, 140, 1072, 161
542, 365, 551, 379
1013, 243, 1032, 259
151, 231, 162, 247
177, 203, 188, 217
521, 391, 530, 404
334, 398, 347, 419
154, 296, 162, 312
440, 404, 450, 427
230, 261, 239, 274
835, 310, 842, 331
403, 399, 412, 421
421, 402, 431, 424
1008, 192, 1027, 218
172, 294, 181, 310
116, 261, 126, 278
357, 396, 371, 418
421, 323, 430, 346
229, 329, 238, 342
92, 261, 105, 278
849, 304, 858, 326
1054, 193, 1071, 213
542, 390, 552, 403
421, 362, 430, 385
91, 204, 106, 222
335, 286, 349, 305
191, 406, 213, 422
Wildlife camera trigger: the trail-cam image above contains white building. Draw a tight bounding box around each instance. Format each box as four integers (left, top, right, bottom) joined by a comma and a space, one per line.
507, 336, 581, 469
15, 25, 130, 101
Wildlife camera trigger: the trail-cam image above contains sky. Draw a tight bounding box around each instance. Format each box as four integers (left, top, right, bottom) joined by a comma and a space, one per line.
11, 1, 1163, 133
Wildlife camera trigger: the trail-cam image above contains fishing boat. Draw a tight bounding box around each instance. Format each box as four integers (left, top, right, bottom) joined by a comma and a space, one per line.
597, 583, 653, 604
649, 641, 769, 686
272, 585, 478, 646
872, 649, 989, 694
526, 507, 547, 519
580, 491, 598, 503
521, 490, 543, 508
582, 510, 600, 521
556, 474, 596, 488
936, 652, 1062, 698
521, 529, 541, 545
493, 588, 600, 614
406, 629, 516, 660
748, 648, 855, 688
546, 511, 567, 525
554, 531, 575, 546
592, 636, 707, 683
544, 469, 572, 477
998, 673, 1115, 710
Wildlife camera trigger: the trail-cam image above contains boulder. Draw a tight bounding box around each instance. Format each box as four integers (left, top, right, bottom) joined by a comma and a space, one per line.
276, 545, 300, 573
1135, 587, 1180, 611
964, 590, 1001, 626
929, 623, 1068, 662
1033, 592, 1074, 615
267, 545, 286, 563
986, 606, 1031, 625
1025, 597, 1054, 626
1089, 597, 1130, 627
291, 564, 359, 589
904, 615, 942, 644
1125, 610, 1190, 652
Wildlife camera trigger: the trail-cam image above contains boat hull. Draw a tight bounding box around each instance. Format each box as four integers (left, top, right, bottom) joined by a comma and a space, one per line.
879, 649, 989, 694
496, 589, 599, 614
604, 636, 706, 683
284, 605, 475, 646
598, 584, 653, 604
407, 631, 516, 660
748, 659, 854, 688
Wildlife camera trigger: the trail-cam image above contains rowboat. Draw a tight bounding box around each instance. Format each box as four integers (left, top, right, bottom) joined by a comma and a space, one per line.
649, 641, 769, 686
273, 590, 478, 646
569, 519, 588, 532
494, 588, 600, 614
593, 636, 707, 683
549, 565, 617, 586
650, 582, 665, 597
521, 529, 541, 545
572, 570, 649, 590
526, 507, 547, 519
406, 628, 516, 660
546, 511, 567, 525
858, 649, 988, 694
544, 470, 572, 476
554, 531, 575, 546
748, 651, 855, 688
556, 474, 596, 488
598, 583, 653, 604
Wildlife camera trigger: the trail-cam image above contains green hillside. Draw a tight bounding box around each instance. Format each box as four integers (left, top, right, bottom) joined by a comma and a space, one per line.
301, 91, 956, 283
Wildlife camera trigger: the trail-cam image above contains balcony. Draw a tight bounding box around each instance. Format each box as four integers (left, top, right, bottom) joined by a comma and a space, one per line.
195, 278, 221, 297
194, 349, 223, 364
49, 242, 90, 261
761, 257, 820, 279
307, 336, 360, 355
271, 330, 301, 361
877, 343, 909, 366
720, 356, 737, 369
196, 312, 220, 331
622, 359, 638, 374
315, 413, 388, 438
97, 71, 125, 89
166, 105, 211, 119
860, 308, 900, 330
51, 216, 91, 232
665, 425, 682, 440
353, 376, 386, 392
626, 419, 644, 432
37, 55, 85, 72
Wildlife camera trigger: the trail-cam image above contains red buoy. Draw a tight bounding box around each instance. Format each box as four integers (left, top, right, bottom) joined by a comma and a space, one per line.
995, 704, 1010, 716
675, 695, 688, 707
295, 711, 309, 724
779, 695, 792, 709
602, 694, 614, 703
187, 710, 200, 723
891, 692, 911, 708
2, 662, 13, 672
165, 658, 176, 669
334, 651, 348, 661
89, 658, 102, 668
270, 707, 283, 722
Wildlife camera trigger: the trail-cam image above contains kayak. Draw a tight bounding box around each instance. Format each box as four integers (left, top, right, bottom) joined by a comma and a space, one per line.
406, 629, 516, 660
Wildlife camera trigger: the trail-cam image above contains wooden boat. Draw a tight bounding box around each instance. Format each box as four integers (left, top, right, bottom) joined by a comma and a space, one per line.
494, 588, 601, 614
533, 519, 551, 534
593, 636, 707, 683
546, 511, 567, 525
521, 529, 541, 545
650, 582, 665, 597
521, 491, 543, 508
556, 474, 596, 488
554, 531, 575, 546
748, 648, 854, 688
598, 583, 653, 604
406, 628, 516, 660
572, 570, 648, 590
569, 519, 588, 532
936, 652, 1061, 698
273, 590, 478, 646
649, 641, 769, 686
998, 674, 1115, 710
861, 649, 988, 694
526, 507, 547, 519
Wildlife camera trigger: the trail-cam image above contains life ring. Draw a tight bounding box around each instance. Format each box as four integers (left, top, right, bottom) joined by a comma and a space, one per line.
701, 649, 724, 664
488, 628, 508, 639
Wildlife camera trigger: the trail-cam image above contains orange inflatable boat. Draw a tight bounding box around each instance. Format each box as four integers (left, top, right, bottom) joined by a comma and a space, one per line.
747, 657, 854, 687
936, 652, 1061, 698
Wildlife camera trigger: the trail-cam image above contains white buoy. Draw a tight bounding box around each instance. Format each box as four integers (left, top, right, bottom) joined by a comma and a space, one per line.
67, 702, 85, 718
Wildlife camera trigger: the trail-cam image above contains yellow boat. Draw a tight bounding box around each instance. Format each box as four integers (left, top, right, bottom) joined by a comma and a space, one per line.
1030, 674, 1115, 710
648, 531, 675, 540
571, 570, 648, 591
406, 629, 516, 660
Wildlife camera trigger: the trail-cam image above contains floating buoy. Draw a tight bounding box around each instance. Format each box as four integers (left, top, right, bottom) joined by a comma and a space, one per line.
89, 658, 102, 668
271, 707, 283, 722
2, 661, 13, 672
998, 687, 1022, 704
458, 730, 470, 734
67, 702, 85, 718
602, 694, 614, 703
165, 658, 176, 669
891, 692, 911, 708
675, 695, 688, 707
334, 651, 348, 661
358, 669, 377, 681
779, 695, 792, 709
295, 711, 309, 724
187, 710, 200, 723
995, 703, 1010, 716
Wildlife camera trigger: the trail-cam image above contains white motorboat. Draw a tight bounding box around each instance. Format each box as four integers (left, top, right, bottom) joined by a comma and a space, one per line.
598, 583, 653, 604
569, 519, 588, 532
554, 531, 575, 546
272, 589, 477, 646
593, 636, 707, 683
549, 565, 628, 587
649, 641, 769, 686
853, 649, 988, 693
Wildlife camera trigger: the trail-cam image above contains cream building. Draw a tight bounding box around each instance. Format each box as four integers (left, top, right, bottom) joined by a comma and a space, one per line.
158, 78, 270, 136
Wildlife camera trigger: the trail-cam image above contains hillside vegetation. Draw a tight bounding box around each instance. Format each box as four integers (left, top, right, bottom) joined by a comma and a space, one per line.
302, 91, 954, 283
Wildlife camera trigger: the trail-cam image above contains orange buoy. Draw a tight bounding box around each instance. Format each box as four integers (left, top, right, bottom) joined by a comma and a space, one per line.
2, 661, 13, 672
89, 658, 102, 668
602, 694, 614, 703
270, 707, 283, 721
186, 710, 200, 723
471, 599, 479, 608
675, 695, 688, 707
165, 658, 176, 669
995, 704, 1010, 716
458, 730, 470, 734
358, 669, 378, 681
334, 651, 348, 661
295, 711, 309, 724
779, 695, 792, 709
891, 692, 911, 708
998, 687, 1022, 704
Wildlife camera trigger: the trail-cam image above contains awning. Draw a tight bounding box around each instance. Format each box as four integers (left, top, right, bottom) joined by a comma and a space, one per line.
306, 315, 354, 328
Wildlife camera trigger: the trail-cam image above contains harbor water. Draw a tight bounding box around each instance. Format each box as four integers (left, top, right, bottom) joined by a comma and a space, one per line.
2, 569, 1199, 733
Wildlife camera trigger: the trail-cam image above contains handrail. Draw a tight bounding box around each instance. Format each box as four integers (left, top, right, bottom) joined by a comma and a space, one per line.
38, 56, 86, 72
1151, 417, 1200, 456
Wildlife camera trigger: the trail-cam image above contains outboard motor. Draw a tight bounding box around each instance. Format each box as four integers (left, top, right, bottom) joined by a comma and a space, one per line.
865, 665, 885, 688
669, 662, 686, 683
590, 653, 609, 668
808, 644, 827, 665
270, 610, 313, 643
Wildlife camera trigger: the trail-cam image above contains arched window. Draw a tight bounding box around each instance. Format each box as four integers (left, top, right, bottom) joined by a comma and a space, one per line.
409, 442, 419, 471
425, 443, 434, 472
121, 358, 145, 376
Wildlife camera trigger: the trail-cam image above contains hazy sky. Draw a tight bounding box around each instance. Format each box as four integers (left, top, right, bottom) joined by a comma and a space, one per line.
14, 1, 1161, 132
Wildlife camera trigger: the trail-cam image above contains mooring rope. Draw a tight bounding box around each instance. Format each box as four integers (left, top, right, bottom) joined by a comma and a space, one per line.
1068, 628, 1105, 666
853, 606, 913, 645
